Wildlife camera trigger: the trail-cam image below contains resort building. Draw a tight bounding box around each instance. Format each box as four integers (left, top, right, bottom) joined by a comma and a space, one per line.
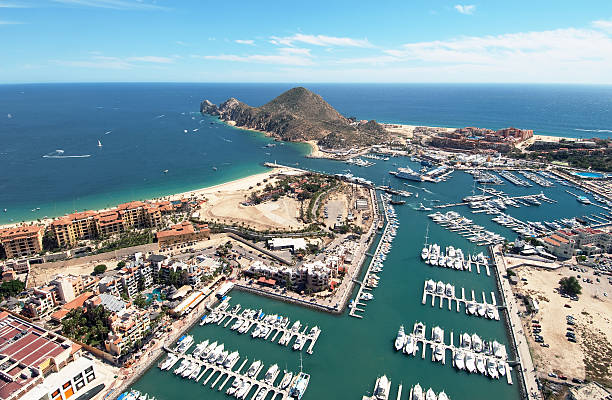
95, 210, 124, 237
23, 286, 59, 320
0, 225, 44, 259
267, 237, 307, 253
51, 211, 98, 248
541, 234, 576, 260
156, 221, 210, 249
246, 260, 335, 292
0, 311, 85, 400
26, 356, 97, 400
104, 306, 151, 356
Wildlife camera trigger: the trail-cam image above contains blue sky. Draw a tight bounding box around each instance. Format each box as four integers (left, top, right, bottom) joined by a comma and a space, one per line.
2, 0, 612, 83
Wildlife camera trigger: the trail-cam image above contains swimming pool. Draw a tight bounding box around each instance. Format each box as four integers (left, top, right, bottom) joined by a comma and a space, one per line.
572, 171, 606, 178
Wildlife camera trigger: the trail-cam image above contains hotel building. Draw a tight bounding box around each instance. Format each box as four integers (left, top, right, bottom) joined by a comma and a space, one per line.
0, 225, 44, 259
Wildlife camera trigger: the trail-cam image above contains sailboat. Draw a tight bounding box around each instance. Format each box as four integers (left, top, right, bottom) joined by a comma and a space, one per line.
97, 140, 102, 147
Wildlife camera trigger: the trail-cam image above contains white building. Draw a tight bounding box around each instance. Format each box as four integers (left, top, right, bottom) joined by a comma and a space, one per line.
267, 238, 307, 253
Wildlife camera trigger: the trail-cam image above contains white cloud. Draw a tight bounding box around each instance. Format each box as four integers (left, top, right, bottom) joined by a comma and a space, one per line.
0, 1, 29, 7
269, 33, 372, 48
592, 18, 612, 34
454, 4, 475, 15
0, 20, 23, 24
197, 47, 313, 66
176, 41, 188, 46
235, 39, 255, 45
128, 56, 174, 63
52, 0, 167, 10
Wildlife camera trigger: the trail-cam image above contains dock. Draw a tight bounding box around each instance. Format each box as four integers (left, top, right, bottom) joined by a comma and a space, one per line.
162, 345, 294, 400
202, 304, 322, 354
421, 280, 500, 320
349, 193, 395, 318
395, 322, 513, 385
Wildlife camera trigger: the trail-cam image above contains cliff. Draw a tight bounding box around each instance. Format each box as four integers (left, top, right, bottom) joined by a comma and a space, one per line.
200, 87, 387, 149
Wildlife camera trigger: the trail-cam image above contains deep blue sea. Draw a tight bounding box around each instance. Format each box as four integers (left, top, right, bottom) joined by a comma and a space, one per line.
1, 83, 611, 224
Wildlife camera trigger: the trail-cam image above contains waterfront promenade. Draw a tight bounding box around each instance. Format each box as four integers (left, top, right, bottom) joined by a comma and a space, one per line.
490, 244, 542, 400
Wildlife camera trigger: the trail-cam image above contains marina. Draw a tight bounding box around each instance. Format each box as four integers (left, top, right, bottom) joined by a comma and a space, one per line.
427, 211, 506, 246
393, 322, 513, 385
349, 193, 398, 318
422, 279, 501, 321
158, 337, 310, 400
201, 301, 322, 355
421, 242, 491, 275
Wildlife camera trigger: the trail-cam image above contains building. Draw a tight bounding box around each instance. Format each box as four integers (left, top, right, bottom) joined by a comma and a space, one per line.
541, 234, 575, 259
50, 275, 92, 303
104, 306, 151, 356
51, 211, 98, 248
0, 225, 44, 259
23, 286, 58, 320
247, 260, 334, 292
156, 221, 210, 249
26, 356, 97, 400
49, 292, 94, 324
267, 238, 307, 253
94, 211, 124, 237
0, 312, 84, 400
567, 381, 611, 400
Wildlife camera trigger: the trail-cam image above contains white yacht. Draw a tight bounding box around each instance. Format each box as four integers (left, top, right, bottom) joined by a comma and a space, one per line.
498, 361, 506, 376
192, 340, 208, 358
421, 246, 429, 260
436, 281, 445, 295
434, 345, 444, 362
395, 325, 406, 351
466, 303, 477, 315
279, 371, 293, 390
412, 384, 423, 400
224, 351, 240, 368
174, 359, 190, 375
454, 350, 465, 370
246, 360, 262, 377
445, 283, 454, 297
264, 364, 279, 384
227, 378, 242, 396
432, 326, 444, 343
465, 353, 476, 373
438, 391, 449, 400
201, 340, 217, 359
461, 333, 471, 348
487, 358, 499, 379
425, 388, 437, 400
235, 382, 251, 398
472, 334, 483, 352
251, 324, 262, 338
404, 334, 415, 355
372, 375, 391, 400
476, 356, 486, 374
425, 279, 435, 292
361, 292, 374, 301
293, 336, 303, 351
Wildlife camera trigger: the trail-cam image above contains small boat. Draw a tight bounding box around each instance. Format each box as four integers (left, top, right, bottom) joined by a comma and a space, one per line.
412, 384, 424, 400
279, 371, 293, 390
97, 140, 102, 147
426, 388, 437, 400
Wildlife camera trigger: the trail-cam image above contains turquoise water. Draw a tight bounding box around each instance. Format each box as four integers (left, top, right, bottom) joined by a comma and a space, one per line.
572, 172, 605, 178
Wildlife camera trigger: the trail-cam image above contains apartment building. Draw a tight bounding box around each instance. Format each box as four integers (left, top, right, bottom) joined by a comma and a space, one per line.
104, 306, 151, 356
51, 211, 98, 248
23, 286, 58, 320
0, 225, 44, 259
541, 234, 575, 260
95, 210, 124, 237
156, 221, 210, 249
247, 260, 334, 292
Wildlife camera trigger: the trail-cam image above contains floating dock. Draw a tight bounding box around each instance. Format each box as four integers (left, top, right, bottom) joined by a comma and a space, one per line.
421, 280, 500, 321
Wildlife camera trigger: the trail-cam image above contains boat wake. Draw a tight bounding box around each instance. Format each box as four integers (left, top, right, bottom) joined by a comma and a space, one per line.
104, 130, 112, 135
574, 128, 612, 133
43, 149, 91, 159
154, 114, 166, 119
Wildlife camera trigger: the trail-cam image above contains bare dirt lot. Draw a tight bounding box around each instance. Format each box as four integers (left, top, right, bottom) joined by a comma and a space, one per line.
512, 265, 612, 386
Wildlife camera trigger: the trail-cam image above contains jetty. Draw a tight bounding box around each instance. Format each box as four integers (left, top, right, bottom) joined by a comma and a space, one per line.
202, 304, 322, 354
421, 280, 500, 320
161, 345, 294, 400
396, 322, 513, 385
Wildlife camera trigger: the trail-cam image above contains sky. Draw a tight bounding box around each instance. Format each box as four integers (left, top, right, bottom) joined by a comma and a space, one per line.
1, 0, 612, 83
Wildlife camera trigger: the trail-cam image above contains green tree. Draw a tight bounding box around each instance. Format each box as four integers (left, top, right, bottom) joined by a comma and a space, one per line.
117, 261, 126, 268
559, 276, 582, 296
93, 264, 107, 275
0, 280, 25, 299
134, 294, 147, 309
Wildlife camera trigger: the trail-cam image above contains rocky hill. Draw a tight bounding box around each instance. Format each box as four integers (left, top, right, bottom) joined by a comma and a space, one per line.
200, 87, 387, 149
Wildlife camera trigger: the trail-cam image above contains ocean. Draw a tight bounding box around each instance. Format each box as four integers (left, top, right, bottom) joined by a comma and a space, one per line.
1, 83, 612, 224
2, 83, 610, 399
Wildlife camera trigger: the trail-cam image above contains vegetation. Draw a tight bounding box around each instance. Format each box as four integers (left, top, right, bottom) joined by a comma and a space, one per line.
201, 87, 388, 149
42, 230, 60, 252
93, 264, 107, 275
510, 139, 612, 172
96, 230, 153, 254
0, 279, 25, 299
133, 293, 147, 309
559, 276, 582, 296
61, 305, 111, 347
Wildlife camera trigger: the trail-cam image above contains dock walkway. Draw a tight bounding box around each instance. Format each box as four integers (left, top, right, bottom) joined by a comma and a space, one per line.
421, 280, 500, 321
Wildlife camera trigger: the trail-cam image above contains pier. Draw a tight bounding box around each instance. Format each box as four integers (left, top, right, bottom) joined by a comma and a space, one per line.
349, 193, 395, 318
161, 346, 292, 400
203, 305, 322, 354
397, 322, 513, 385
421, 280, 500, 320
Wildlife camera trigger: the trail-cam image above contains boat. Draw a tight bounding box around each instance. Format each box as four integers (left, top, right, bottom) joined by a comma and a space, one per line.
289, 354, 310, 400
235, 381, 251, 398
227, 378, 242, 396
264, 364, 279, 384
417, 203, 433, 211
97, 140, 102, 147
476, 356, 486, 374
202, 340, 217, 359
472, 334, 483, 352
454, 351, 465, 370
438, 391, 449, 400
251, 324, 262, 338
433, 345, 444, 362
246, 360, 262, 377
404, 334, 415, 354
361, 292, 374, 301
426, 388, 437, 400
498, 361, 506, 376
487, 358, 499, 378
173, 359, 190, 375
158, 353, 177, 370
392, 166, 423, 181
224, 351, 240, 368
175, 335, 194, 353
181, 361, 196, 378
254, 389, 269, 400
216, 350, 229, 365
432, 326, 443, 343
279, 371, 294, 390
414, 322, 425, 338
465, 353, 476, 373
395, 325, 406, 351
412, 384, 424, 400
293, 336, 303, 351
372, 375, 391, 400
